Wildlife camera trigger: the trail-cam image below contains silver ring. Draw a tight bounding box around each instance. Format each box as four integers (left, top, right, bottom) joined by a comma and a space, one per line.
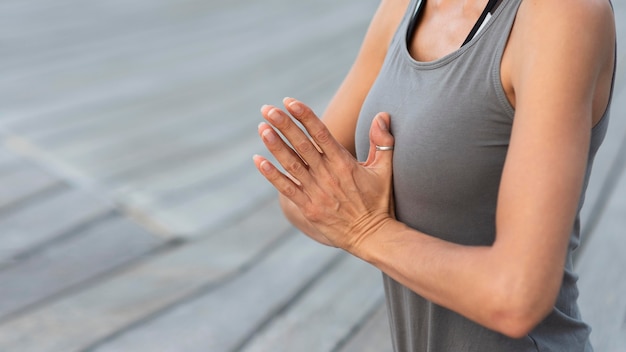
375, 145, 394, 151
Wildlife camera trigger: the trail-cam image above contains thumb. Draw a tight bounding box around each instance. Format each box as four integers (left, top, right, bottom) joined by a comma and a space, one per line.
364, 112, 394, 168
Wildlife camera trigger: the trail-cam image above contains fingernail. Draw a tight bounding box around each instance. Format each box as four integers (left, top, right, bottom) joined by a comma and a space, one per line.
289, 101, 303, 116
260, 160, 272, 172
376, 115, 388, 131
262, 128, 277, 143
268, 108, 284, 124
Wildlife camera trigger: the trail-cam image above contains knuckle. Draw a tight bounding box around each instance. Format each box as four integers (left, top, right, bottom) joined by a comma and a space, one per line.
330, 173, 342, 187
302, 204, 319, 222
286, 160, 306, 176
296, 139, 314, 155
282, 183, 298, 198
279, 121, 292, 132
313, 128, 331, 145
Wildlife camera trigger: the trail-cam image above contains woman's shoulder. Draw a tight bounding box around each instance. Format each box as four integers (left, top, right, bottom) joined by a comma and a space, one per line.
509, 0, 615, 74
501, 0, 615, 121
516, 0, 614, 35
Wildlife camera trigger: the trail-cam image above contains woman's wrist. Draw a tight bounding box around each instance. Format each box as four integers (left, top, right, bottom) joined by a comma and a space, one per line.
348, 215, 405, 264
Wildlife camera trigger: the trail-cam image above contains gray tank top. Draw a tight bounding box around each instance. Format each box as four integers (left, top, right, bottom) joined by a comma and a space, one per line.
355, 0, 612, 350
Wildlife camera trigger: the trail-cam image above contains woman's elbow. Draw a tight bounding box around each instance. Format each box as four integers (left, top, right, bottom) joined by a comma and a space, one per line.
486, 279, 558, 339
492, 311, 543, 339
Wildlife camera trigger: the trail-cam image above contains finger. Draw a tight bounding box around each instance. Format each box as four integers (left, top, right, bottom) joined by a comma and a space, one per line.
368, 113, 395, 170
258, 122, 315, 186
261, 104, 323, 168
253, 154, 310, 206
363, 113, 383, 166
282, 98, 346, 161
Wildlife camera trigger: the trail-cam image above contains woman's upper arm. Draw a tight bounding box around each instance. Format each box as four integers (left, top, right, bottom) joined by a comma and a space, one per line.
493, 0, 615, 317
322, 0, 409, 156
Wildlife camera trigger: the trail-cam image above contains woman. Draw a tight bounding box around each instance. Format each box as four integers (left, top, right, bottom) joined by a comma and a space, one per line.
253, 0, 616, 350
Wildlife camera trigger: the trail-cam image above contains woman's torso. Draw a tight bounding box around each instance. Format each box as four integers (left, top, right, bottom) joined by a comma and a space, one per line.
354, 0, 610, 350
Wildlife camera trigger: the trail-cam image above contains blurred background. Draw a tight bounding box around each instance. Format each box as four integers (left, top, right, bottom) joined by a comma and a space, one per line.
0, 0, 623, 351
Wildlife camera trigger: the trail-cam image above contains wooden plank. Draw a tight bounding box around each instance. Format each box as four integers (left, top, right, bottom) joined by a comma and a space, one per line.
238, 255, 384, 352
577, 154, 626, 352
0, 21, 367, 242
0, 162, 61, 211
0, 0, 376, 238
2, 1, 367, 145
0, 0, 287, 80
0, 215, 164, 321
43, 44, 336, 167
0, 0, 365, 132
0, 187, 113, 266
337, 302, 393, 352
8, 20, 289, 142
0, 1, 235, 79
133, 163, 275, 236
0, 197, 294, 352
116, 135, 265, 199
88, 235, 341, 352
0, 149, 19, 171
40, 19, 367, 180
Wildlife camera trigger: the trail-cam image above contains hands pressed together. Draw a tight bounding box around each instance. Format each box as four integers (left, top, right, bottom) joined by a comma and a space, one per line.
253, 97, 396, 252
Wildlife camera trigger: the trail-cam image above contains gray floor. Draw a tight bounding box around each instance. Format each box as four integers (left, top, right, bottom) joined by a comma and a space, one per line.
0, 1, 624, 351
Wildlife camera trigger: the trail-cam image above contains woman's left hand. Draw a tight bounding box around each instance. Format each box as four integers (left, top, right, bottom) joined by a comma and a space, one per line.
253, 97, 395, 252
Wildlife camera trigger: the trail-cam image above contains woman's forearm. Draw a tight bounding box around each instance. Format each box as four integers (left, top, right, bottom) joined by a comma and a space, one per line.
353, 219, 558, 339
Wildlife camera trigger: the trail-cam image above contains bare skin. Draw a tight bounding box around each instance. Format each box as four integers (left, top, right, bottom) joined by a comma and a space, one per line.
253, 0, 615, 339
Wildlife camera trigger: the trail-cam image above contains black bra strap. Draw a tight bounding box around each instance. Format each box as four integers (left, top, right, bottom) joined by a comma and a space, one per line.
462, 0, 499, 46
407, 0, 500, 48
406, 0, 426, 46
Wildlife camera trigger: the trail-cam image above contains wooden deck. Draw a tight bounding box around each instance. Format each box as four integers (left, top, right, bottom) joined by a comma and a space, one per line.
0, 0, 624, 351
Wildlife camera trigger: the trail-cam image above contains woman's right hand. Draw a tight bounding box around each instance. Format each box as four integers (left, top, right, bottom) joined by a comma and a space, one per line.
278, 193, 335, 246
